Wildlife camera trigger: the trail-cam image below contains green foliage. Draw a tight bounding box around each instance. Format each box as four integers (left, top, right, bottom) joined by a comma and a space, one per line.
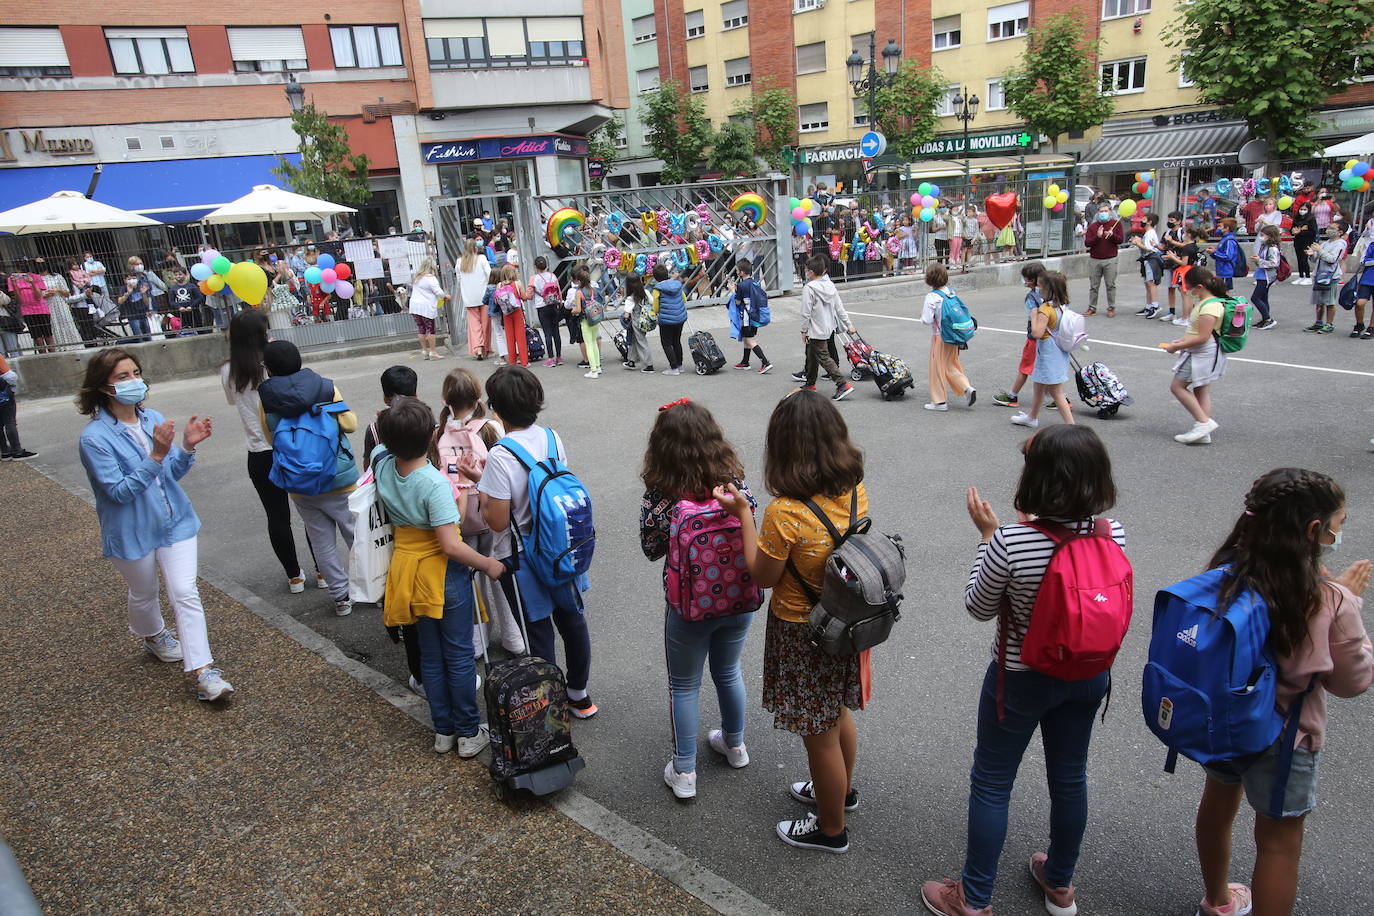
739, 77, 797, 172
1002, 12, 1114, 149
1165, 0, 1374, 159
586, 115, 625, 188
707, 120, 758, 177
272, 104, 371, 209
872, 60, 947, 161
642, 81, 713, 184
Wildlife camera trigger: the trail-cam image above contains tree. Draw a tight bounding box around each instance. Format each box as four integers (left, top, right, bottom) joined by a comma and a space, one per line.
739, 77, 797, 172
871, 60, 948, 161
273, 104, 371, 208
707, 120, 758, 177
1165, 0, 1374, 161
1002, 12, 1114, 151
586, 114, 625, 189
642, 81, 713, 184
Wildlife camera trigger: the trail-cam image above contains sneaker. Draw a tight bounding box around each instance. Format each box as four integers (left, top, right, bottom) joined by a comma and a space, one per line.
993, 391, 1019, 407
1135, 306, 1153, 316
663, 760, 697, 799
288, 571, 306, 594
622, 361, 637, 370
1029, 853, 1078, 916
0, 455, 10, 461
569, 695, 599, 719
708, 728, 750, 768
833, 383, 855, 401
734, 362, 751, 370
1303, 321, 1324, 332
1107, 307, 1116, 317
544, 358, 557, 367
407, 675, 427, 699
434, 733, 456, 754
1174, 418, 1219, 444
667, 367, 684, 376
641, 364, 656, 373
457, 725, 490, 758
1254, 318, 1277, 330
1144, 306, 1161, 319
775, 814, 848, 854
790, 780, 858, 811
583, 369, 601, 378
196, 667, 234, 702
143, 629, 183, 663
966, 387, 977, 407
1295, 277, 1313, 285
1319, 323, 1335, 334
759, 363, 773, 374
920, 878, 991, 916
316, 572, 328, 590
1197, 883, 1253, 916
1172, 317, 1189, 326
11, 450, 37, 461
1345, 323, 1361, 338
554, 357, 565, 366
1363, 326, 1374, 340
1084, 306, 1097, 316
1158, 310, 1178, 321
577, 361, 590, 368
334, 597, 353, 617
924, 402, 949, 411
1011, 412, 1039, 428
790, 371, 807, 382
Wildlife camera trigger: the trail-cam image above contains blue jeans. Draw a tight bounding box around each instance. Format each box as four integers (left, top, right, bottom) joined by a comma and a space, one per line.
663, 607, 754, 773
961, 662, 1109, 908
414, 562, 480, 737
127, 314, 152, 343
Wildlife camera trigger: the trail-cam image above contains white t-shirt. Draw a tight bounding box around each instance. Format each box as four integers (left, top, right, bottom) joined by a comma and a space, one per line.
477, 424, 567, 536
1142, 228, 1161, 253
922, 288, 951, 336
457, 264, 489, 309
219, 363, 269, 452
529, 271, 558, 310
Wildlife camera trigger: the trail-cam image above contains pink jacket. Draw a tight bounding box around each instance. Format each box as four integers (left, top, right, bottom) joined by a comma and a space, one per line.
1280, 582, 1373, 751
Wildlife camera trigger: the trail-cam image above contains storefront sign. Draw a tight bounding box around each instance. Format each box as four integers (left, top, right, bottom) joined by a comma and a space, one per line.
422, 134, 589, 164
0, 129, 97, 164
1151, 110, 1227, 128
587, 159, 605, 179
796, 145, 863, 165
914, 131, 1035, 157
1160, 154, 1238, 169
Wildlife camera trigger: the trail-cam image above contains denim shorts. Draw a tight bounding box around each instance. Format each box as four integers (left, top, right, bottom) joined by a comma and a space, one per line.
1203, 739, 1319, 818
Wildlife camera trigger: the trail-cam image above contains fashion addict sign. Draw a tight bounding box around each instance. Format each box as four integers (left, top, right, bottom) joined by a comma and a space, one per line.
422, 134, 589, 164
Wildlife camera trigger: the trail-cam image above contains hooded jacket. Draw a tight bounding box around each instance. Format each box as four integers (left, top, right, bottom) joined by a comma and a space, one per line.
800, 274, 852, 338
259, 368, 359, 494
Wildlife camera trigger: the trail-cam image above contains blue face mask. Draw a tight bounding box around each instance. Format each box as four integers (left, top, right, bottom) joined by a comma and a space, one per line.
1096, 211, 1111, 222
112, 378, 148, 405
1322, 527, 1342, 556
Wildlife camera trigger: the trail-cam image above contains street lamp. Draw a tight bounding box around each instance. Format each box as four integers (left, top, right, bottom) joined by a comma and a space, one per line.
285, 74, 305, 113
953, 87, 979, 193
846, 36, 902, 189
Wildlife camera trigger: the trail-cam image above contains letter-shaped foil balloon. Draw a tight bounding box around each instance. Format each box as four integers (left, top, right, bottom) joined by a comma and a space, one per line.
641, 210, 657, 235
634, 254, 648, 274
672, 247, 690, 269
696, 203, 710, 224
656, 209, 671, 233
687, 244, 700, 265
646, 253, 659, 272
669, 213, 687, 236
1256, 178, 1271, 195
852, 242, 866, 261
1241, 178, 1256, 197
619, 250, 636, 273
606, 211, 624, 233
707, 233, 724, 252
840, 243, 851, 262
696, 239, 711, 261
603, 247, 620, 269
1278, 175, 1293, 194
1215, 178, 1232, 196
887, 236, 900, 254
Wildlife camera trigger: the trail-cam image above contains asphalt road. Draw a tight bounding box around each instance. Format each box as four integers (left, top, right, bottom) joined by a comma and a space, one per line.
16, 270, 1374, 916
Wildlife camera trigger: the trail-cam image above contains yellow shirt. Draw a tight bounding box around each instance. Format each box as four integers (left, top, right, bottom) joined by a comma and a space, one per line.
1189, 297, 1226, 338
1036, 303, 1060, 339
758, 484, 870, 623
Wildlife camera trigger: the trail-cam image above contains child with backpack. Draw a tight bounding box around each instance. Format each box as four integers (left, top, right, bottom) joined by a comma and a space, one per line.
621, 274, 656, 373
482, 269, 509, 366
1162, 267, 1233, 445
566, 264, 602, 379
922, 425, 1129, 916
921, 263, 975, 412
715, 389, 870, 854
371, 396, 506, 757
1208, 217, 1244, 292
640, 398, 762, 799
731, 258, 773, 374
1162, 468, 1371, 916
494, 264, 528, 367
258, 340, 359, 617
476, 365, 597, 719
993, 261, 1045, 411
1304, 224, 1349, 335
1009, 270, 1076, 430
800, 254, 856, 401
362, 365, 418, 472
527, 256, 564, 367
1249, 224, 1281, 332
434, 367, 525, 656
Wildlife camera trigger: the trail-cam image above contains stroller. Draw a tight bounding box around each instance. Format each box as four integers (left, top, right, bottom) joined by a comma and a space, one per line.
1071, 355, 1133, 419
842, 330, 874, 381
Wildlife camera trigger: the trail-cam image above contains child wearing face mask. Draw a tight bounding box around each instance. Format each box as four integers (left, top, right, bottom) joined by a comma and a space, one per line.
1290, 202, 1317, 284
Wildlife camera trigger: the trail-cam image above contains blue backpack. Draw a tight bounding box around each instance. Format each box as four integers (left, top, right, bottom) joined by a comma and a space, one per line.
497, 428, 596, 588
740, 278, 771, 327
269, 400, 355, 495
936, 289, 976, 347
1142, 567, 1315, 818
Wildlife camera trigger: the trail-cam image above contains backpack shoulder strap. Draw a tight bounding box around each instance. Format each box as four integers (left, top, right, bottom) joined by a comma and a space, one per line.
543, 427, 559, 465
494, 435, 536, 471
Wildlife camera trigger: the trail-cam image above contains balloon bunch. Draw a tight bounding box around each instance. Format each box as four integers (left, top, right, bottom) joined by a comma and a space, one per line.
301, 253, 355, 300
788, 195, 816, 236
1132, 171, 1154, 201
1340, 159, 1372, 193
189, 249, 268, 305
909, 182, 942, 222
1041, 182, 1070, 211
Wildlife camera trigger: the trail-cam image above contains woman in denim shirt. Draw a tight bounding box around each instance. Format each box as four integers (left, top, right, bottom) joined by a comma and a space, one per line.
76, 347, 233, 702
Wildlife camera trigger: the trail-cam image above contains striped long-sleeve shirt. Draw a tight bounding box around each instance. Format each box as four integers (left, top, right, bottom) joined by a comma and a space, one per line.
965, 518, 1127, 671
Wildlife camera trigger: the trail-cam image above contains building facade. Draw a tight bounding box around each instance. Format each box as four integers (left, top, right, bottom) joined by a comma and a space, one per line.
606, 0, 667, 187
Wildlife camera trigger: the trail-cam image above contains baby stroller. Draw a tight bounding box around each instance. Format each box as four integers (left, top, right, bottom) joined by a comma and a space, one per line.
1071, 355, 1133, 419
842, 330, 874, 381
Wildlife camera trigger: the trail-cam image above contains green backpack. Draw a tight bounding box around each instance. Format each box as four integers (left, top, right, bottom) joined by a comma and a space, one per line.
1211, 296, 1251, 353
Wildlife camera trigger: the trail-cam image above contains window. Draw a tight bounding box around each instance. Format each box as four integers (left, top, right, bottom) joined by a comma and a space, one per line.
685, 10, 705, 39
725, 56, 751, 86
1103, 0, 1151, 18
1178, 53, 1194, 88
424, 18, 585, 68
329, 25, 403, 69
799, 102, 829, 132
795, 41, 826, 75
159, 135, 175, 149
794, 0, 822, 11
987, 1, 1029, 40
935, 85, 961, 117
985, 78, 1006, 110
632, 14, 656, 43
850, 32, 874, 59
932, 15, 960, 50
852, 98, 869, 127
125, 137, 141, 150
227, 27, 308, 71
613, 135, 628, 149
689, 65, 709, 92
1351, 48, 1374, 82
1100, 56, 1146, 94
105, 28, 193, 75
721, 0, 748, 30
0, 27, 71, 76
637, 66, 659, 93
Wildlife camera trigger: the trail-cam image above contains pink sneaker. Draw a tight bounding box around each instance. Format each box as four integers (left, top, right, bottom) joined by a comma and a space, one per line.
1198, 884, 1253, 916
1029, 854, 1077, 916
542, 358, 556, 367
920, 878, 991, 915
554, 357, 565, 366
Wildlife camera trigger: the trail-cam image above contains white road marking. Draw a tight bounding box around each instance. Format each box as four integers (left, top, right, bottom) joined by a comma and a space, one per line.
845, 310, 1374, 378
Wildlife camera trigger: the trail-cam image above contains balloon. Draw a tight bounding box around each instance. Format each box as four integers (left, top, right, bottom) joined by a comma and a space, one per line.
190, 263, 212, 281
792, 206, 808, 220
1354, 161, 1371, 177
1052, 202, 1065, 212
1143, 188, 1153, 199
304, 266, 323, 285
1134, 181, 1147, 194
1118, 199, 1138, 218
225, 261, 267, 304
1345, 176, 1364, 190
317, 253, 336, 270
1047, 184, 1060, 195
910, 193, 922, 206
1141, 171, 1152, 181
795, 222, 810, 236
1215, 178, 1232, 195
984, 192, 1018, 229
800, 198, 814, 213
1339, 169, 1353, 181
206, 274, 225, 292
1278, 175, 1293, 193
334, 263, 351, 280
335, 280, 354, 299
1043, 195, 1058, 209
789, 196, 801, 209
1346, 159, 1358, 170
912, 207, 922, 218
1056, 191, 1069, 203
211, 255, 231, 275
198, 280, 213, 295
918, 182, 933, 196
1275, 195, 1293, 210
919, 207, 934, 222
921, 195, 936, 208
200, 248, 219, 265
320, 268, 337, 284
1257, 178, 1271, 195
929, 184, 941, 197
321, 281, 336, 293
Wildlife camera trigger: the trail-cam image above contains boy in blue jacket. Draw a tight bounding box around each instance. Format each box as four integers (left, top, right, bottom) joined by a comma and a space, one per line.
731, 258, 773, 373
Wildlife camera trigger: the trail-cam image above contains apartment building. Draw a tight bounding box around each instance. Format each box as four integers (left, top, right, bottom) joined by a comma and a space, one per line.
608, 0, 667, 187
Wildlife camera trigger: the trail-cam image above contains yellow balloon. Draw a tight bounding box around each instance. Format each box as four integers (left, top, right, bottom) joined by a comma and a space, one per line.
800, 198, 814, 212
1118, 199, 1138, 218
1277, 195, 1294, 210
226, 261, 268, 305
1348, 159, 1359, 170
1047, 184, 1060, 195
1056, 190, 1069, 203
206, 274, 225, 292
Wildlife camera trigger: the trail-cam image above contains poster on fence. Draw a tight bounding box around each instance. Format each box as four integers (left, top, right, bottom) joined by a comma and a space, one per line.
377, 236, 410, 260
344, 240, 376, 263
354, 258, 385, 280
388, 258, 412, 285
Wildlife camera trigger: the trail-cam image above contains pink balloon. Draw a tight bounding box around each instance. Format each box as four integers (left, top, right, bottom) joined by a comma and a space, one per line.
1052, 202, 1065, 212
909, 193, 921, 206
320, 268, 337, 284
791, 206, 808, 220
200, 249, 219, 265
335, 279, 354, 299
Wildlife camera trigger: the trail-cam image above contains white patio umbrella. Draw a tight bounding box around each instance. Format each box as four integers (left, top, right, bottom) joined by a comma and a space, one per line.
0, 190, 163, 234
1323, 131, 1374, 159
202, 184, 356, 223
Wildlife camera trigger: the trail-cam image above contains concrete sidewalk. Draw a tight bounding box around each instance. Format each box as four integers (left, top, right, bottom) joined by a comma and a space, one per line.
0, 462, 716, 915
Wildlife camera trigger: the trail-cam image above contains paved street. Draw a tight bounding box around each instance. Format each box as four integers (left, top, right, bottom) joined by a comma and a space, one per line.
10, 270, 1374, 915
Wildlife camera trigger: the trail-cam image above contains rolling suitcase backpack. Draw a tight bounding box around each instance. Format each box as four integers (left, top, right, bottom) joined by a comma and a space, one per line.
867, 349, 914, 400
689, 329, 727, 375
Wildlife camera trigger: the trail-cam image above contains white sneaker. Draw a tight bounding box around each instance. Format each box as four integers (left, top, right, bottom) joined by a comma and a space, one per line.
1011, 412, 1040, 428
458, 725, 490, 758
923, 402, 948, 411
1174, 418, 1219, 444
288, 571, 306, 594
708, 728, 750, 768
434, 733, 456, 753
196, 667, 234, 701
1157, 310, 1177, 321
583, 369, 601, 378
1172, 317, 1189, 326
316, 572, 328, 589
663, 760, 697, 799
407, 675, 427, 699
334, 597, 353, 617
143, 629, 183, 663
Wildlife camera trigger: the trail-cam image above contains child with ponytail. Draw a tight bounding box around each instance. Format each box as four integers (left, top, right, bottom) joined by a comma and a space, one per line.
1162, 267, 1229, 445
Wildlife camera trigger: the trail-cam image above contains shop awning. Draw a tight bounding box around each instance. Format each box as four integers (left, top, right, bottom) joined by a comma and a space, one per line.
0, 154, 301, 224
1323, 131, 1374, 158
904, 154, 1076, 181
1081, 124, 1249, 170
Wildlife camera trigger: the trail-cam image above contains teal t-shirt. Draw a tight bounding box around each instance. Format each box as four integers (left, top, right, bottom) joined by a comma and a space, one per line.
370, 446, 459, 530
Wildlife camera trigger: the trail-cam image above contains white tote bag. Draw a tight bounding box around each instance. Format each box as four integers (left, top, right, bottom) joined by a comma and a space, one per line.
348, 468, 394, 604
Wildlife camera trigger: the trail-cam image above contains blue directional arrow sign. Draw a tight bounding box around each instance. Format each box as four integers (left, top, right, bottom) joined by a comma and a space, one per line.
860, 131, 887, 158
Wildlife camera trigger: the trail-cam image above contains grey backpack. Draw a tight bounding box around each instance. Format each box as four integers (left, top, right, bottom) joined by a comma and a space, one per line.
786, 491, 907, 655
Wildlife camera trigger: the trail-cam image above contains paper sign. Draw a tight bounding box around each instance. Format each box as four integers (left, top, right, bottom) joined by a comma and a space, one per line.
354, 258, 385, 280
377, 236, 410, 260
388, 258, 412, 285
344, 239, 376, 263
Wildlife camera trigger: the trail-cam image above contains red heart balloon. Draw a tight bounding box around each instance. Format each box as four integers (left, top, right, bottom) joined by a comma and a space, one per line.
984, 192, 1019, 230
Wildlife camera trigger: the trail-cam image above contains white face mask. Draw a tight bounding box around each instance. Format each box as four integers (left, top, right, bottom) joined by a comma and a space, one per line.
1322, 526, 1342, 556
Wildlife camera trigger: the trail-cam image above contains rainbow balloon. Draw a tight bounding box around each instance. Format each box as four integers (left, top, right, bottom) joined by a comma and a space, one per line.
728, 192, 768, 224
545, 207, 585, 248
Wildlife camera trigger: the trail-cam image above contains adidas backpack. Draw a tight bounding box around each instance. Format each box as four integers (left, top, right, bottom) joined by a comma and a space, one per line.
936, 289, 977, 347
665, 498, 764, 622
435, 418, 491, 537
269, 400, 355, 496
496, 428, 595, 588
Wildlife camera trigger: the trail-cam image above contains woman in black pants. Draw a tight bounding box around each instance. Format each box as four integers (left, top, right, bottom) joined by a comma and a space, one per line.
219, 309, 312, 592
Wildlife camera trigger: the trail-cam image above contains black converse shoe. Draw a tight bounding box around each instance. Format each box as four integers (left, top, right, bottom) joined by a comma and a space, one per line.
776, 813, 849, 853
790, 780, 859, 811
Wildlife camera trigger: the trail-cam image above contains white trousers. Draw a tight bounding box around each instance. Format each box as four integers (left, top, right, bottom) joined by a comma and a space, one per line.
109, 537, 213, 672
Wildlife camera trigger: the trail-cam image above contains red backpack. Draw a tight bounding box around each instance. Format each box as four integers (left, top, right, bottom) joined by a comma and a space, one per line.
999, 519, 1134, 714
1274, 251, 1292, 283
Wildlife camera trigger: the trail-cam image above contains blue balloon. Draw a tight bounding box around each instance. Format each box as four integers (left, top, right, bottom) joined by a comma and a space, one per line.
320, 281, 336, 293
304, 266, 323, 285
795, 222, 810, 236
189, 263, 212, 281
1339, 168, 1353, 181
928, 184, 941, 198
1353, 161, 1371, 177
317, 253, 336, 269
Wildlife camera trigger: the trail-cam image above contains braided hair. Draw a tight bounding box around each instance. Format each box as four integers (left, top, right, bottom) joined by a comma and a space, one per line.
1208, 468, 1345, 657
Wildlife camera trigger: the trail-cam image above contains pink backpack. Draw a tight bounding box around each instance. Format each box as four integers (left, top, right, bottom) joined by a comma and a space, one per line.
664, 498, 763, 622
435, 418, 490, 536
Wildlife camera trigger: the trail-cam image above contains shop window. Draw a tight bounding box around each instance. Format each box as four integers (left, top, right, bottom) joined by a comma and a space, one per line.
685, 10, 705, 39
329, 25, 404, 69
985, 78, 1006, 111
933, 16, 961, 51
721, 0, 748, 31
987, 2, 1029, 41
228, 27, 308, 72
0, 27, 72, 76
796, 42, 826, 76
1100, 56, 1146, 94
725, 56, 751, 86
632, 15, 656, 43
637, 66, 660, 93
1103, 0, 1151, 19
689, 65, 708, 93
799, 102, 829, 133
105, 28, 194, 75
